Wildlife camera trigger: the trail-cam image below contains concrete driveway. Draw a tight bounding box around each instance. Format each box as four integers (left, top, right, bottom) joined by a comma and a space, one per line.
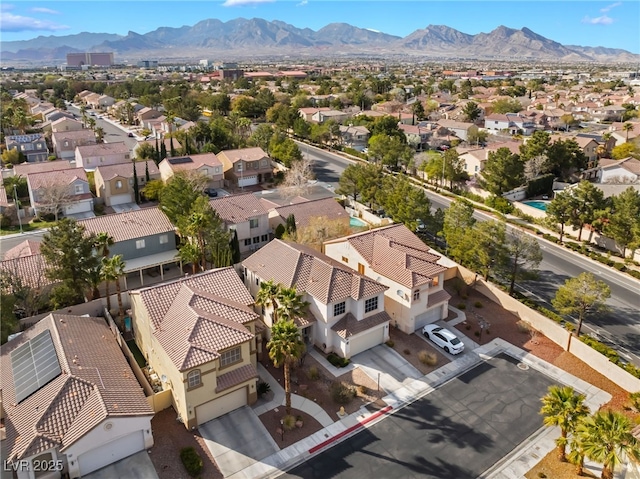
199, 406, 280, 477
83, 451, 158, 479
351, 345, 422, 392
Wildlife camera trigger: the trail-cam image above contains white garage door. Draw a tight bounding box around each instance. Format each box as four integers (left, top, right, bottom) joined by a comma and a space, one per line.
109, 193, 131, 206
414, 307, 442, 331
349, 326, 385, 357
78, 430, 144, 476
64, 200, 92, 215
196, 387, 247, 425
238, 175, 258, 187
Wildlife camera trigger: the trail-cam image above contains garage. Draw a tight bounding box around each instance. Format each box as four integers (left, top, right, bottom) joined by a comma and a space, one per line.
196, 387, 247, 425
238, 175, 258, 187
77, 430, 144, 476
348, 326, 385, 357
64, 200, 93, 215
108, 193, 131, 206
414, 307, 442, 331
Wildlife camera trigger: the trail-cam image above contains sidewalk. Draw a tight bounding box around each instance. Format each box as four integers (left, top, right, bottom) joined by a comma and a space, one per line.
226, 337, 613, 479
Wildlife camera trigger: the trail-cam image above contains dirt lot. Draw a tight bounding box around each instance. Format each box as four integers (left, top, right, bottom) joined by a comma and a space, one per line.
258, 407, 324, 450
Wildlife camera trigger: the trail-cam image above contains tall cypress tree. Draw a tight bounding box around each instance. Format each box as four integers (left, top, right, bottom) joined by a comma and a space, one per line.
154, 136, 160, 166
132, 160, 140, 204
145, 160, 150, 182
230, 229, 241, 264
160, 142, 167, 160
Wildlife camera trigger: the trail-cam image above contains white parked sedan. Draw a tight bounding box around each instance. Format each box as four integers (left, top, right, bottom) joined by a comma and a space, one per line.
422, 324, 464, 355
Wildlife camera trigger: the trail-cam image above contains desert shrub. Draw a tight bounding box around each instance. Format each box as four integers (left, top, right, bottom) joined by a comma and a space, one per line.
331, 381, 356, 404
307, 365, 319, 380
538, 307, 564, 324
516, 321, 531, 334
357, 385, 369, 396
629, 392, 640, 411
613, 263, 627, 272
474, 331, 480, 337
180, 447, 203, 477
629, 270, 640, 280
537, 472, 547, 478
257, 381, 271, 397
327, 352, 350, 368
418, 350, 438, 366
465, 324, 471, 330
457, 303, 466, 310
0, 214, 11, 228
485, 329, 490, 335
385, 340, 395, 348
403, 348, 411, 355
474, 301, 483, 308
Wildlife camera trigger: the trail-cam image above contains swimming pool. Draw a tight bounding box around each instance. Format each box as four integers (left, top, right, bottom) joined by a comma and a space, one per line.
522, 200, 549, 212
350, 216, 367, 227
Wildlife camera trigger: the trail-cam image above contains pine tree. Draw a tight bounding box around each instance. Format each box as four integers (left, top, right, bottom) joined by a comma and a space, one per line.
230, 229, 241, 264
154, 136, 160, 165
132, 160, 140, 204
285, 214, 297, 236
160, 142, 167, 160
145, 160, 150, 182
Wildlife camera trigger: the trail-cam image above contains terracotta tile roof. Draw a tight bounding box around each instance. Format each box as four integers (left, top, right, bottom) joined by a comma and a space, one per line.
162, 152, 222, 172
294, 311, 317, 329
274, 198, 349, 229
13, 161, 73, 177
27, 168, 88, 190
599, 157, 640, 175
331, 311, 391, 339
217, 147, 268, 164
0, 186, 8, 207
75, 142, 130, 158
52, 129, 96, 143
209, 193, 268, 225
215, 364, 259, 393
0, 254, 51, 289
242, 240, 387, 304
78, 207, 173, 243
1, 314, 152, 461
3, 240, 41, 259
95, 160, 160, 181
427, 288, 452, 307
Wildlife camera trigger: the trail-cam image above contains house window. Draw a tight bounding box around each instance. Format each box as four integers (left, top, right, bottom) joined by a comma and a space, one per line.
244, 239, 251, 246
358, 263, 365, 274
236, 163, 243, 172
252, 236, 259, 244
136, 239, 146, 249
432, 276, 439, 287
215, 167, 221, 174
261, 159, 267, 166
334, 301, 346, 316
413, 290, 420, 301
365, 296, 378, 313
115, 180, 123, 189
125, 154, 130, 160
256, 277, 260, 286
64, 141, 69, 147
159, 234, 169, 244
187, 370, 201, 389
74, 184, 83, 194
220, 347, 241, 367
342, 256, 348, 263
249, 218, 259, 229
261, 234, 268, 242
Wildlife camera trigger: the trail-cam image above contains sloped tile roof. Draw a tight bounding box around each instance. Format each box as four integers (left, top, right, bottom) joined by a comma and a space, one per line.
331, 311, 391, 339
218, 147, 268, 163
215, 364, 258, 393
14, 160, 73, 177
3, 240, 41, 259
0, 254, 51, 289
76, 142, 130, 158
161, 153, 221, 173
242, 240, 387, 304
1, 314, 152, 461
274, 197, 349, 230
78, 207, 173, 243
209, 193, 268, 225
52, 129, 96, 143
27, 168, 88, 190
95, 160, 159, 181
427, 288, 452, 307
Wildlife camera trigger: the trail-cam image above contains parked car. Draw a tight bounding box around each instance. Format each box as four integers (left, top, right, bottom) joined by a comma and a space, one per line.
422, 324, 464, 355
128, 132, 135, 138
204, 188, 218, 198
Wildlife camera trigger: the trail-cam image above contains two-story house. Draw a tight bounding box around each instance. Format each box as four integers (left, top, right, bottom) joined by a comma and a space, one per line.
217, 147, 273, 188
484, 114, 512, 133
5, 134, 49, 162
266, 197, 350, 233
10, 160, 72, 179
1, 314, 154, 479
94, 160, 160, 207
436, 119, 479, 142
136, 107, 163, 125
339, 125, 370, 151
50, 116, 84, 133
75, 142, 131, 171
323, 224, 451, 334
242, 240, 391, 358
159, 153, 223, 190
27, 168, 94, 219
597, 157, 640, 183
129, 267, 260, 429
78, 207, 178, 287
52, 130, 97, 160
209, 193, 270, 256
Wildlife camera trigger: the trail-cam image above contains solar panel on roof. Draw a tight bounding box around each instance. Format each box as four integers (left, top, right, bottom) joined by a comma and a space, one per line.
167, 157, 193, 165
11, 330, 62, 403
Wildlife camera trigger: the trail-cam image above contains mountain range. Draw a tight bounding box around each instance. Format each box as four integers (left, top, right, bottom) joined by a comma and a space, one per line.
2, 18, 638, 63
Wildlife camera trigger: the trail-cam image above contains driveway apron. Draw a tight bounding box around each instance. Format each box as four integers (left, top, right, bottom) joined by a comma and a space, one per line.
351, 345, 422, 392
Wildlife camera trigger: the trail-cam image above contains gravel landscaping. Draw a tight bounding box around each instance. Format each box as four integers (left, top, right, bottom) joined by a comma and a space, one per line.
258, 407, 324, 450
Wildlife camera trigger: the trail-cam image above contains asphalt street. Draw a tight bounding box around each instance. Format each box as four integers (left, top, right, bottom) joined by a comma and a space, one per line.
281, 354, 554, 479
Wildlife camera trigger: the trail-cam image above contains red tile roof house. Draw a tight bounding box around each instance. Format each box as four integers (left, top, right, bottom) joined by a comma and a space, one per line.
267, 197, 350, 233
94, 160, 160, 207
129, 267, 260, 429
216, 147, 274, 189
52, 129, 97, 161
323, 224, 451, 334
242, 240, 391, 358
158, 153, 224, 190
27, 168, 94, 220
1, 314, 154, 479
74, 142, 131, 171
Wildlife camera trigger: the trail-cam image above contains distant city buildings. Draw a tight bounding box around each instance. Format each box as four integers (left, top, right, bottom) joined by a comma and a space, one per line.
66, 52, 114, 67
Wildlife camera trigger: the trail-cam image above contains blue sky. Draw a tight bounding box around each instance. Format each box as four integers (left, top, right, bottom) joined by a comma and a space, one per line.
1, 1, 639, 53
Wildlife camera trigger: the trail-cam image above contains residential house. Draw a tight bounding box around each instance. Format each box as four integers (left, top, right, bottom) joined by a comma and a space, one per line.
323, 224, 451, 334
45, 110, 75, 124
209, 193, 270, 256
610, 121, 640, 145
484, 114, 513, 133
75, 142, 131, 171
298, 107, 330, 122
399, 124, 431, 151
129, 268, 259, 429
1, 314, 154, 479
27, 168, 94, 219
597, 157, 640, 183
50, 117, 84, 133
573, 136, 600, 164
484, 113, 535, 135
436, 119, 478, 142
590, 105, 626, 123
94, 160, 160, 206
242, 240, 391, 358
0, 185, 8, 214
5, 134, 49, 163
267, 197, 350, 233
88, 94, 115, 110
136, 107, 163, 125
458, 147, 487, 176
52, 130, 97, 160
159, 153, 223, 190
217, 147, 273, 188
339, 125, 370, 151
3, 239, 41, 259
311, 109, 350, 124
12, 160, 73, 179
78, 207, 178, 287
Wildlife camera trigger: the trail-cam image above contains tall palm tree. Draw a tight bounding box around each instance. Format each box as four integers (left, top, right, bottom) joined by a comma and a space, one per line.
622, 122, 634, 143
540, 385, 590, 462
276, 287, 309, 323
102, 255, 126, 321
568, 431, 587, 476
165, 112, 176, 156
80, 105, 87, 128
94, 232, 114, 259
95, 126, 105, 143
267, 319, 305, 416
178, 242, 201, 275
255, 279, 281, 324
577, 410, 639, 479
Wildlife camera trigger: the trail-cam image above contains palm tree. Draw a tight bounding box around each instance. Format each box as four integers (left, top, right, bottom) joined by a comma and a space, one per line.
102, 255, 126, 321
567, 432, 587, 476
577, 410, 640, 479
95, 126, 105, 143
80, 105, 87, 128
94, 232, 114, 259
540, 385, 590, 462
178, 242, 201, 275
622, 122, 634, 143
267, 319, 305, 416
165, 112, 176, 156
276, 287, 309, 323
255, 279, 281, 325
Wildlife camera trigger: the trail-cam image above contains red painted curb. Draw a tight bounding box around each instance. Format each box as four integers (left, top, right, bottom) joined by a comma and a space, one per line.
308, 405, 392, 454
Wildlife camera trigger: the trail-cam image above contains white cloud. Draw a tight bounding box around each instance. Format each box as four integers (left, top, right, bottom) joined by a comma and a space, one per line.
600, 2, 621, 13
1, 4, 14, 11
30, 7, 61, 15
296, 0, 308, 6
581, 15, 614, 25
0, 11, 69, 32
222, 0, 274, 6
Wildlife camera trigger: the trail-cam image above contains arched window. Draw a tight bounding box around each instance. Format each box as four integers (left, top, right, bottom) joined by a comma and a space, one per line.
187, 370, 201, 389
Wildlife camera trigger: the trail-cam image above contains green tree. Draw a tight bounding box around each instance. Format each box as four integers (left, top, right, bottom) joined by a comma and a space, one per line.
480, 147, 524, 195
367, 133, 413, 169
540, 385, 590, 462
379, 175, 432, 231
2, 148, 24, 166
611, 142, 640, 160
269, 135, 302, 168
230, 229, 241, 264
622, 122, 634, 142
443, 199, 476, 264
546, 191, 578, 244
285, 213, 297, 237
603, 187, 640, 257
102, 255, 126, 321
336, 164, 365, 203
504, 230, 543, 295
275, 287, 309, 323
468, 220, 508, 280
267, 318, 306, 416
576, 410, 640, 479
159, 173, 204, 225
552, 272, 611, 339
462, 101, 481, 122
142, 179, 164, 201
256, 279, 282, 324
359, 164, 385, 208
132, 160, 140, 204
0, 294, 18, 344
249, 124, 275, 153
568, 181, 606, 241
490, 98, 523, 114
411, 101, 426, 121
40, 218, 98, 305
136, 143, 156, 161
519, 131, 551, 164
546, 138, 588, 181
